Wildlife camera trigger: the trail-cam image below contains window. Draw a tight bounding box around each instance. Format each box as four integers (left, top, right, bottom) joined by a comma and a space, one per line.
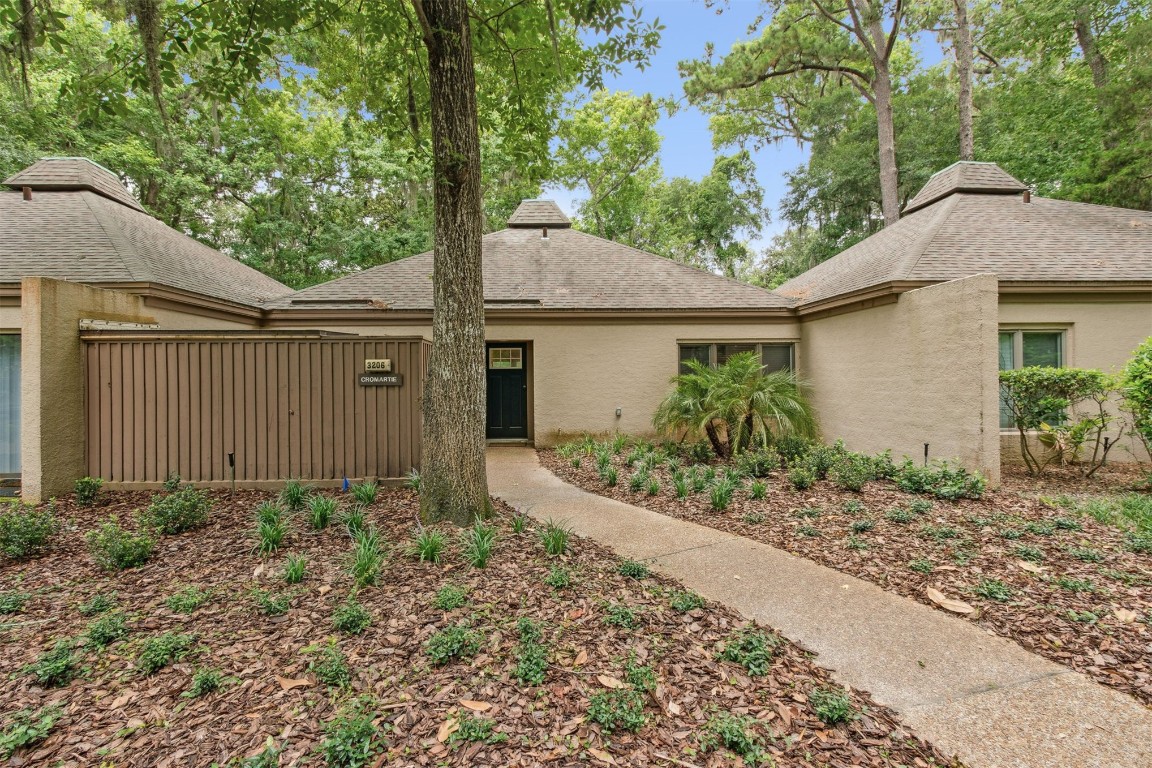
999, 330, 1065, 428
488, 347, 523, 369
679, 343, 795, 375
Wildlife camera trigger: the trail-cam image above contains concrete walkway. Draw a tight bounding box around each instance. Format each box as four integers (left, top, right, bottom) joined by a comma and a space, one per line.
488, 447, 1152, 768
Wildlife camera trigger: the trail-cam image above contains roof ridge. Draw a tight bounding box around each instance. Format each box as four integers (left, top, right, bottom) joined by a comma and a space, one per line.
894, 194, 960, 280
78, 192, 148, 282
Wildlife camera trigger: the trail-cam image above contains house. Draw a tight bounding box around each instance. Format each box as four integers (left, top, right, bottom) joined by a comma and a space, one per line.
1, 157, 1149, 500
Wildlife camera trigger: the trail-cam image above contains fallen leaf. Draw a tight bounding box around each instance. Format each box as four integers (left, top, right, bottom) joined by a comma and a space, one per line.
1114, 608, 1140, 623
597, 675, 624, 689
275, 676, 311, 691
460, 700, 491, 712
587, 747, 616, 765
1016, 560, 1045, 574
436, 718, 459, 743
573, 649, 588, 667
926, 587, 976, 615
318, 585, 332, 596
252, 564, 265, 579
667, 701, 682, 716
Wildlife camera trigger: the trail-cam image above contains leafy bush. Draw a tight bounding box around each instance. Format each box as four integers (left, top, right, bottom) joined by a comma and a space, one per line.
0, 502, 59, 559
829, 453, 874, 491
146, 488, 211, 535
0, 590, 29, 615
670, 590, 705, 612
449, 712, 507, 746
540, 519, 571, 556
162, 473, 182, 492
77, 592, 116, 616
718, 628, 777, 676
514, 617, 549, 686
307, 640, 351, 687
283, 554, 307, 584
894, 460, 986, 500
308, 495, 338, 530
604, 603, 639, 628
425, 624, 482, 666
321, 696, 383, 768
699, 711, 766, 764
735, 448, 778, 478
137, 632, 195, 674
74, 476, 103, 506
774, 435, 811, 465
434, 584, 468, 611
809, 686, 857, 724
279, 480, 312, 511
408, 528, 446, 563
618, 559, 650, 579
587, 688, 647, 733
87, 518, 154, 570
350, 481, 379, 506
461, 521, 496, 568
166, 586, 211, 614
24, 640, 78, 686
973, 579, 1013, 602
186, 668, 225, 697
788, 465, 815, 490
84, 612, 129, 648
544, 565, 571, 589
333, 595, 372, 634
0, 706, 62, 759
1121, 337, 1152, 456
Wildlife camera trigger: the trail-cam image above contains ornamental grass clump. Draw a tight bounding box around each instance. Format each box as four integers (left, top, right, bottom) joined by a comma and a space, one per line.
408, 528, 447, 564
709, 478, 736, 511
461, 521, 496, 568
279, 480, 312, 511
349, 527, 384, 587
308, 495, 338, 530
350, 481, 379, 506
540, 519, 571, 556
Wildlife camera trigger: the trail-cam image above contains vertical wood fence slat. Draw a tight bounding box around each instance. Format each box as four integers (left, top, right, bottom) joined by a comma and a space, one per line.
85, 336, 426, 484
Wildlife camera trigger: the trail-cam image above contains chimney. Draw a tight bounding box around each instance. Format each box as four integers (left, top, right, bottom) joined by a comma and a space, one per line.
1022, 189, 1031, 204
22, 186, 31, 201
542, 226, 548, 240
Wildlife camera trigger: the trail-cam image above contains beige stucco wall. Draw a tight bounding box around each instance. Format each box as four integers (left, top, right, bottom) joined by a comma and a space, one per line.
143, 303, 261, 329
798, 274, 1002, 484
999, 296, 1152, 463
21, 278, 156, 502
0, 305, 19, 331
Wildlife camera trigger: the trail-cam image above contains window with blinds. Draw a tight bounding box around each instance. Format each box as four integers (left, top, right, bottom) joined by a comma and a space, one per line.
678, 342, 796, 375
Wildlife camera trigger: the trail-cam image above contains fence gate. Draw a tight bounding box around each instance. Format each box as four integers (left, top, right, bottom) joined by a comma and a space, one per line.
84, 331, 429, 486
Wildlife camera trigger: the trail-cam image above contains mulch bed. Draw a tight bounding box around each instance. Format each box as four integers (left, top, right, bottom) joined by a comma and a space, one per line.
0, 488, 959, 767
541, 450, 1152, 709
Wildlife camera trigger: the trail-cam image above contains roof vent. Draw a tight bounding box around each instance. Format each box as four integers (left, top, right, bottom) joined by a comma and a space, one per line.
542, 227, 548, 240
904, 162, 1028, 214
1022, 189, 1031, 204
22, 186, 31, 201
507, 199, 572, 229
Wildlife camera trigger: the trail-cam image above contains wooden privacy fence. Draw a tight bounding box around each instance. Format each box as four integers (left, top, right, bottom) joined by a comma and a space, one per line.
83, 331, 429, 486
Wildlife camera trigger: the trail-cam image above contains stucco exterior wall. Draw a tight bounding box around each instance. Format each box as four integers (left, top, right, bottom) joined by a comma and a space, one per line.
0, 305, 19, 331
999, 296, 1152, 463
21, 278, 155, 502
144, 304, 261, 330
798, 274, 1002, 484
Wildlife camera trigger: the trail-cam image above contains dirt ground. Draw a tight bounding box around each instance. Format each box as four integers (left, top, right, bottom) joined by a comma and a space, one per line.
542, 450, 1152, 708
0, 487, 959, 767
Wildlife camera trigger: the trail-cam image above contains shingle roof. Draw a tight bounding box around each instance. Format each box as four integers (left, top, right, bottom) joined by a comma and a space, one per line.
269, 226, 791, 311
4, 157, 147, 213
904, 161, 1028, 214
0, 163, 292, 307
777, 171, 1152, 307
506, 199, 571, 228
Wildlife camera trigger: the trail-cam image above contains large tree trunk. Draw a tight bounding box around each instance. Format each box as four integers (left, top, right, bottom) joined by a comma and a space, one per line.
1072, 7, 1108, 92
413, 0, 491, 525
953, 0, 975, 160
871, 59, 900, 224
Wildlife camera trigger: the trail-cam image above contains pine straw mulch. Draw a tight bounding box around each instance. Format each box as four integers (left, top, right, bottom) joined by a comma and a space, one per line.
0, 488, 960, 768
541, 450, 1152, 709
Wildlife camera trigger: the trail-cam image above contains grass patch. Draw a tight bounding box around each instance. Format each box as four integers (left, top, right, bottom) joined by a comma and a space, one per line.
165, 586, 212, 614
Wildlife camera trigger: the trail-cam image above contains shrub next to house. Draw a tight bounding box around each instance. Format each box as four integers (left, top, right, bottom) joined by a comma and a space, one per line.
0, 502, 59, 560
1122, 337, 1152, 458
145, 488, 212, 535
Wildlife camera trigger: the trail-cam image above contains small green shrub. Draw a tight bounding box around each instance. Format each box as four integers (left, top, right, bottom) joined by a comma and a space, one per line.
849, 518, 875, 534
699, 711, 765, 764
253, 588, 291, 616
77, 592, 117, 616
587, 688, 647, 733
24, 640, 78, 686
1025, 521, 1056, 536
1066, 609, 1100, 624
0, 706, 63, 759
624, 657, 657, 693
0, 502, 59, 559
162, 472, 182, 492
1000, 527, 1024, 540
348, 527, 384, 587
604, 603, 639, 628
742, 510, 765, 524
0, 590, 29, 615
908, 499, 934, 514
748, 480, 767, 500
618, 559, 650, 579
146, 487, 211, 535
829, 454, 874, 492
425, 624, 482, 666
434, 584, 468, 611
307, 640, 351, 687
735, 448, 778, 478
1067, 546, 1103, 563
809, 686, 857, 725
87, 518, 154, 571
885, 508, 914, 524
710, 478, 736, 510
74, 476, 104, 507
279, 480, 312, 511
670, 590, 705, 612
1127, 532, 1152, 554
408, 528, 446, 563
137, 632, 195, 674
256, 501, 283, 525
1054, 576, 1097, 593
404, 469, 422, 492
718, 628, 777, 676
845, 535, 869, 551
320, 696, 383, 768
794, 506, 822, 519
540, 519, 571, 556
333, 595, 372, 635
514, 617, 549, 686
461, 521, 496, 568
449, 712, 506, 746
1052, 516, 1083, 531
283, 554, 307, 584
185, 668, 225, 697
775, 435, 811, 465
308, 495, 338, 529
166, 586, 211, 614
544, 565, 571, 589
894, 460, 986, 500
84, 612, 129, 648
254, 518, 288, 556
1013, 544, 1045, 563
350, 481, 379, 506
908, 558, 935, 574
788, 465, 815, 490
919, 524, 960, 542
796, 524, 821, 537
973, 579, 1013, 602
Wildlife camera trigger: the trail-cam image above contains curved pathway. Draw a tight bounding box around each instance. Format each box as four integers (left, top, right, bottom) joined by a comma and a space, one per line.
488, 447, 1152, 768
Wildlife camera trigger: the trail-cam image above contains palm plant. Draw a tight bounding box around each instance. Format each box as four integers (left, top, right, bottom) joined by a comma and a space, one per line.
654, 352, 817, 459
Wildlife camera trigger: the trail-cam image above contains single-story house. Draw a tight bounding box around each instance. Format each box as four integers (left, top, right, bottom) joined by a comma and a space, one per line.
2, 157, 1149, 500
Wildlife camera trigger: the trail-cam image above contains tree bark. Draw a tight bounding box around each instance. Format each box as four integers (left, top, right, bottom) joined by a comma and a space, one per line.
1073, 7, 1108, 92
871, 58, 900, 224
953, 0, 975, 160
412, 0, 491, 525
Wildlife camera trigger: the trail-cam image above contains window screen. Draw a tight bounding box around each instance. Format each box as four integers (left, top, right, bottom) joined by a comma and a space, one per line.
715, 343, 756, 366
999, 330, 1065, 428
761, 344, 793, 374
680, 343, 795, 374
678, 344, 711, 374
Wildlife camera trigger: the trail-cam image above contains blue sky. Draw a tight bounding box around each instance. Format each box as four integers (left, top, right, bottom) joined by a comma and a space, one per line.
544, 0, 809, 238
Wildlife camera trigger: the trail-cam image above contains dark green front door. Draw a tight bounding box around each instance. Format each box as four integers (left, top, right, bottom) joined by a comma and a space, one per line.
486, 344, 527, 439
